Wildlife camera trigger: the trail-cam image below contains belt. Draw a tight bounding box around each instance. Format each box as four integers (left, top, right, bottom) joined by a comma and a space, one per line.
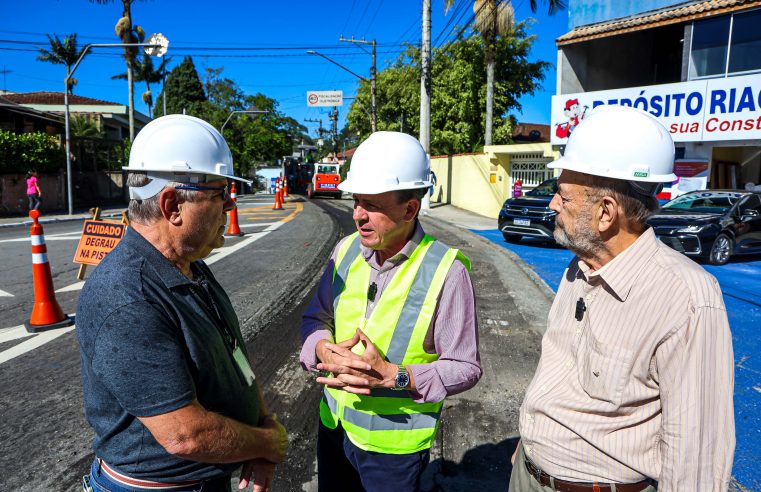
524, 456, 653, 492
99, 459, 205, 490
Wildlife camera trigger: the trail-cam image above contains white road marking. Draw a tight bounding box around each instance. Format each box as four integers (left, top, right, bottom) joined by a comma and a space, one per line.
56, 281, 86, 293
0, 215, 290, 362
238, 222, 278, 228
0, 324, 76, 366
0, 325, 32, 344
0, 288, 14, 297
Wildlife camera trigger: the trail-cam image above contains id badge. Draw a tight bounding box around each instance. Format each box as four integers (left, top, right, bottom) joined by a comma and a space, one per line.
232, 346, 256, 386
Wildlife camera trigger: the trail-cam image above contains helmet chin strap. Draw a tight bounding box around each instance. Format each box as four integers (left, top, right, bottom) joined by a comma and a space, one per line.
128, 172, 209, 200
628, 180, 663, 197
129, 175, 170, 200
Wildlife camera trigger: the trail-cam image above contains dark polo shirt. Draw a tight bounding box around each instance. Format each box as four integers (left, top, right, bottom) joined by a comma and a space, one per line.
76, 227, 260, 482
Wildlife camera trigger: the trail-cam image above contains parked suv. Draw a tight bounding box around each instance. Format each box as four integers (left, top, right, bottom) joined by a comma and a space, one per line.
647, 190, 761, 265
497, 177, 558, 243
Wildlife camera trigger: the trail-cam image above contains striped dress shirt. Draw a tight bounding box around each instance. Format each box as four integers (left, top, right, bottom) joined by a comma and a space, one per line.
519, 228, 735, 491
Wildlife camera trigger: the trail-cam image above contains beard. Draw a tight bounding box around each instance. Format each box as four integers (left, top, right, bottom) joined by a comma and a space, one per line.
554, 207, 606, 258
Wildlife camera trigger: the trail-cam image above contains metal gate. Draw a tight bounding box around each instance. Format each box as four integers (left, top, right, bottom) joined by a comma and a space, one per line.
510, 153, 554, 189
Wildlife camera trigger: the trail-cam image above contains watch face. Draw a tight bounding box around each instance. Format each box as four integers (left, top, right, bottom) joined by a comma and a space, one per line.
395, 371, 410, 389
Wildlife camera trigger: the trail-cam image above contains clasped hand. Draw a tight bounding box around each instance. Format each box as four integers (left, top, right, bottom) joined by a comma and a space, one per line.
315, 329, 397, 395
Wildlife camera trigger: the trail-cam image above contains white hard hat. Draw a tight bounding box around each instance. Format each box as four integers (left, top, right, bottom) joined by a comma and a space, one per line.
338, 131, 431, 195
124, 114, 251, 199
548, 105, 677, 186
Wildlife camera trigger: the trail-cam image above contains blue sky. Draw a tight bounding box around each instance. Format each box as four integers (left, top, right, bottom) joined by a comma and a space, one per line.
2, 0, 569, 137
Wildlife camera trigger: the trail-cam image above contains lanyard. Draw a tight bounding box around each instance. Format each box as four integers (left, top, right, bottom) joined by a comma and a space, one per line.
191, 274, 237, 350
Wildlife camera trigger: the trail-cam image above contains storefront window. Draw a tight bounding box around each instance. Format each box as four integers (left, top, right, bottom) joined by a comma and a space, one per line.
728, 9, 761, 73
690, 16, 730, 78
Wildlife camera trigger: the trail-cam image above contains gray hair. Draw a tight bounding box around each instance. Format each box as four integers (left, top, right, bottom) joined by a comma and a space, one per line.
584, 175, 661, 232
126, 173, 200, 224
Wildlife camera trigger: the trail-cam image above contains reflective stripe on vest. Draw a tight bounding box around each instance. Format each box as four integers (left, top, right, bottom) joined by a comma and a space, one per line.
332, 235, 361, 313
321, 232, 468, 454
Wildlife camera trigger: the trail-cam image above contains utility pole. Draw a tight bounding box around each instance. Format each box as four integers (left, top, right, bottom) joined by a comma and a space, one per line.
339, 36, 377, 132
0, 66, 11, 92
420, 0, 431, 153
329, 107, 339, 154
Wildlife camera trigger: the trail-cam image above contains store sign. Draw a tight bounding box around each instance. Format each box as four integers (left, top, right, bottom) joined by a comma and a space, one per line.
551, 73, 761, 144
306, 90, 343, 107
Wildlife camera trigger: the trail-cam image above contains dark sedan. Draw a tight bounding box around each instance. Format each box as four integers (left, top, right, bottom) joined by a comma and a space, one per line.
647, 190, 761, 265
498, 177, 557, 243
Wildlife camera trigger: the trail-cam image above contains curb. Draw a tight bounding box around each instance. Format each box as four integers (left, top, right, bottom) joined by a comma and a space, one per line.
0, 212, 124, 230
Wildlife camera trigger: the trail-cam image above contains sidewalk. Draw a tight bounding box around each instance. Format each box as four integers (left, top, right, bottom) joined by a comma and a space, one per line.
0, 206, 127, 229
421, 202, 496, 231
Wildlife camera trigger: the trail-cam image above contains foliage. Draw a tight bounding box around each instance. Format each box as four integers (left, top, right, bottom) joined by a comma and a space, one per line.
198, 67, 312, 177
153, 56, 208, 117
70, 115, 105, 138
0, 131, 66, 173
149, 62, 311, 176
347, 24, 549, 154
113, 54, 170, 118
36, 33, 88, 94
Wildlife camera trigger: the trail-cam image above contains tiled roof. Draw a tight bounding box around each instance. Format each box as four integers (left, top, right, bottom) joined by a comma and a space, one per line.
0, 96, 63, 123
3, 91, 120, 106
557, 0, 760, 45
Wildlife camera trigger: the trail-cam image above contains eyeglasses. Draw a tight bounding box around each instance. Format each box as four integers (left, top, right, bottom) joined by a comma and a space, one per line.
174, 184, 230, 200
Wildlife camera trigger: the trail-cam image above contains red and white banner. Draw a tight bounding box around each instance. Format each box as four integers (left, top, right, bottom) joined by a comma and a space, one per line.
551, 73, 761, 144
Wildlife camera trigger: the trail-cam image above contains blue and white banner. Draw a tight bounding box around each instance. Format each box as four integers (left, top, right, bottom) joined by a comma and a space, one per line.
551, 73, 761, 144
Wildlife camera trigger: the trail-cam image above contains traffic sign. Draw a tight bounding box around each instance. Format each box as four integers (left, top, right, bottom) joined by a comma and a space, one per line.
307, 90, 343, 107
73, 220, 126, 266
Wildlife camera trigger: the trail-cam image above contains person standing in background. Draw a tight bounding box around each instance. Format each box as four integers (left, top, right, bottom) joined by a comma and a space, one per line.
26, 169, 41, 211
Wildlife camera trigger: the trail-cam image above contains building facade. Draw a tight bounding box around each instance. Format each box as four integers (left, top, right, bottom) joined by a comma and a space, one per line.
553, 0, 761, 194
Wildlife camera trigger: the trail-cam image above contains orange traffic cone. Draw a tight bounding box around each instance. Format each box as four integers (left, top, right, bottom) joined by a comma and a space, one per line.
272, 178, 283, 210
283, 177, 289, 198
225, 182, 243, 237
25, 210, 73, 333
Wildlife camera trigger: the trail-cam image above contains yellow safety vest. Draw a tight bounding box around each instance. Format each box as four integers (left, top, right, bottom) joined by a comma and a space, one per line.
319, 232, 470, 454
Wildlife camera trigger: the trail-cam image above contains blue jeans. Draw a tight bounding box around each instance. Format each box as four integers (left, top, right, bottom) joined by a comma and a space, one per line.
317, 422, 430, 492
86, 459, 231, 492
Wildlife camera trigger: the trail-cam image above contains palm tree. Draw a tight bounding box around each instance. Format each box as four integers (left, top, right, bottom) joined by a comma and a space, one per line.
36, 33, 87, 94
444, 0, 566, 146
90, 0, 144, 141
113, 54, 169, 119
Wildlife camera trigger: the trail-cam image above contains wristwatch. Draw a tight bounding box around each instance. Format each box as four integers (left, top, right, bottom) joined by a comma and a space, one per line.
393, 366, 410, 390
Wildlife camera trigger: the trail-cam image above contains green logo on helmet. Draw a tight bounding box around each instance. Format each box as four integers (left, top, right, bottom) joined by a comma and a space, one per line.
633, 170, 649, 178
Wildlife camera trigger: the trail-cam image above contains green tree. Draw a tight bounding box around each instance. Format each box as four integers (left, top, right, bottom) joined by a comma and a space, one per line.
90, 0, 146, 141
445, 0, 565, 145
36, 33, 87, 94
70, 115, 105, 138
347, 25, 549, 155
113, 54, 170, 118
153, 56, 207, 117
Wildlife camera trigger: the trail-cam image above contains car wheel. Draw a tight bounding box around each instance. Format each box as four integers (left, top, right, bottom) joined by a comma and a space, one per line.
502, 234, 522, 244
334, 192, 343, 200
708, 234, 733, 265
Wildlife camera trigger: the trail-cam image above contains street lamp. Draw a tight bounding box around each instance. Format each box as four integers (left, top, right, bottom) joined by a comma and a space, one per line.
220, 107, 268, 132
307, 50, 377, 132
63, 34, 168, 215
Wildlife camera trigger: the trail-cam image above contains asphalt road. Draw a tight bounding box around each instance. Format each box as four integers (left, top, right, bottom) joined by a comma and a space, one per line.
0, 196, 551, 491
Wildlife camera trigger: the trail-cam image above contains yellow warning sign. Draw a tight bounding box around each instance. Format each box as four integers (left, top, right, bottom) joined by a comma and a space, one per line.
73, 220, 126, 266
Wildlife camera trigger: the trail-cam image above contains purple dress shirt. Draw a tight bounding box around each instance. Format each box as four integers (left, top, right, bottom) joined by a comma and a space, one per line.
299, 222, 482, 403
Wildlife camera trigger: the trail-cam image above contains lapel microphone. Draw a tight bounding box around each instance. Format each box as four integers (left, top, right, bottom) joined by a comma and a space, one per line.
367, 282, 378, 302
575, 297, 586, 321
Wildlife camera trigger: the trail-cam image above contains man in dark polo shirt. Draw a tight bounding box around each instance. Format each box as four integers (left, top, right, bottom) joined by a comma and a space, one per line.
76, 115, 287, 492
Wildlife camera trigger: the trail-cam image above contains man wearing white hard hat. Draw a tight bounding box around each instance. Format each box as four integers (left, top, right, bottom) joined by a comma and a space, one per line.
299, 131, 482, 491
77, 115, 287, 492
509, 105, 735, 492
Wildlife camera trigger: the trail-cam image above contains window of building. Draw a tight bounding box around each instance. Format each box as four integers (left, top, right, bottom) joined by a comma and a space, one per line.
728, 9, 761, 74
689, 16, 730, 78
689, 9, 761, 79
